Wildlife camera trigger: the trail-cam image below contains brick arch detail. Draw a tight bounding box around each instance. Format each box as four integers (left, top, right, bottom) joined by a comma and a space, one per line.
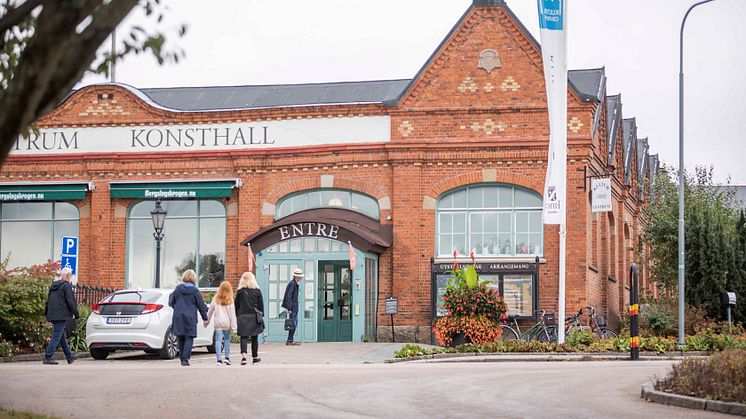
265, 176, 388, 205
425, 169, 544, 203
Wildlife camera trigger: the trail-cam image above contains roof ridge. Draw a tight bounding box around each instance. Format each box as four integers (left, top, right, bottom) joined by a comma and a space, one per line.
140, 79, 412, 91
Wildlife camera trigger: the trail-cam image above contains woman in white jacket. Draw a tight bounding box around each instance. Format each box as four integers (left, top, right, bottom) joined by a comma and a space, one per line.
205, 281, 238, 365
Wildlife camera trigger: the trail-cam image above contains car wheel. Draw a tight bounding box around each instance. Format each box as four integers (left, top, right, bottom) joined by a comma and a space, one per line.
90, 348, 110, 360
159, 328, 179, 360
206, 331, 216, 354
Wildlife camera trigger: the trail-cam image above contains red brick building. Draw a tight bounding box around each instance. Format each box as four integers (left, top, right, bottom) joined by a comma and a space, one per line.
1, 0, 657, 342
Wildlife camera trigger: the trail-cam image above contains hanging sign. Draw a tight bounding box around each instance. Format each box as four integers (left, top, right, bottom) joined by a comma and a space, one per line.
591, 178, 612, 212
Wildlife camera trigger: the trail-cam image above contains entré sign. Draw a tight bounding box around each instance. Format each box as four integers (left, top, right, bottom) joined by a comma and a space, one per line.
278, 222, 340, 241
10, 116, 390, 156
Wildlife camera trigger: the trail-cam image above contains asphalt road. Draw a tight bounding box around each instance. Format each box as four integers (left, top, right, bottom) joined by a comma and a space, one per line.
0, 346, 728, 419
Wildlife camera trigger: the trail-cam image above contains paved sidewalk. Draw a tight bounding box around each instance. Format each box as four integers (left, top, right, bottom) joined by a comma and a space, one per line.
106, 342, 408, 364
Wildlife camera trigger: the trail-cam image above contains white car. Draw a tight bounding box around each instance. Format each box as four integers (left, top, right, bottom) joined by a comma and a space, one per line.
86, 289, 215, 360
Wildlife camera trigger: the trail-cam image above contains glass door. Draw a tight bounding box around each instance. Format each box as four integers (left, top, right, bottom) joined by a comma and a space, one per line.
262, 260, 301, 342
318, 261, 352, 342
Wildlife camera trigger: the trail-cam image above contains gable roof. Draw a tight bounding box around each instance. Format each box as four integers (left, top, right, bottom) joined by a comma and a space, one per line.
648, 154, 660, 196
568, 68, 606, 102
637, 137, 649, 199
606, 94, 622, 166
622, 118, 637, 185
383, 0, 598, 106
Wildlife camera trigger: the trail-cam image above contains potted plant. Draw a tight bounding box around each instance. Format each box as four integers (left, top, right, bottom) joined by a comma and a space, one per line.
433, 264, 508, 347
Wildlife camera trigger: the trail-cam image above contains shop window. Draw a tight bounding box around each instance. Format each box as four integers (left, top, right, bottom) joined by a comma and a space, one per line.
436, 185, 543, 257
126, 200, 226, 289
276, 189, 379, 220
0, 202, 79, 268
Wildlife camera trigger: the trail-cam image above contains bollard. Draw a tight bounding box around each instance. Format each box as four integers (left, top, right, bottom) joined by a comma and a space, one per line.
629, 263, 639, 361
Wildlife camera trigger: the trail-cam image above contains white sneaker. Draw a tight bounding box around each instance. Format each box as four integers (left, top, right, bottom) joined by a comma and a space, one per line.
224, 359, 231, 366
216, 359, 223, 365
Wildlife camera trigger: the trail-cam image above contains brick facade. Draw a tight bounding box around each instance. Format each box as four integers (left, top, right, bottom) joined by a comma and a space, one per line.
1, 1, 653, 339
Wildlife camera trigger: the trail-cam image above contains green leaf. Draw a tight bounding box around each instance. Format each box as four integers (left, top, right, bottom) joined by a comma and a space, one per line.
465, 266, 478, 288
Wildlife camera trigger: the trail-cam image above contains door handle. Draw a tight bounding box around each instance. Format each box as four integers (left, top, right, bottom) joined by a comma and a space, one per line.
324, 303, 334, 309
337, 298, 345, 307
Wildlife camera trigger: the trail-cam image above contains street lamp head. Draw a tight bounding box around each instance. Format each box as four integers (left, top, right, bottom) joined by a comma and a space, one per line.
150, 199, 167, 236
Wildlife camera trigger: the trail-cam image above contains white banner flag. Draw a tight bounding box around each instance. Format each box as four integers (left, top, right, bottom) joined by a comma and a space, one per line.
538, 0, 567, 225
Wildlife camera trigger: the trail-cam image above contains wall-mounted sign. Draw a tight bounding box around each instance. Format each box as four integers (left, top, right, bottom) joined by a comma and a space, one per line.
385, 297, 398, 315
431, 262, 535, 273
278, 222, 340, 241
591, 178, 612, 213
10, 116, 391, 156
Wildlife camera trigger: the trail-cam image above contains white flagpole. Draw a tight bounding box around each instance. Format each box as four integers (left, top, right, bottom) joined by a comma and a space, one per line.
537, 0, 568, 343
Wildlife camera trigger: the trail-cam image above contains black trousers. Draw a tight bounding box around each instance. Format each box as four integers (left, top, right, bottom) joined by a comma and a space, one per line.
240, 336, 259, 358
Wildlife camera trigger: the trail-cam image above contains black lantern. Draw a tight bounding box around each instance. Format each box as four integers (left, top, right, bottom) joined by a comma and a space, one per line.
150, 199, 167, 288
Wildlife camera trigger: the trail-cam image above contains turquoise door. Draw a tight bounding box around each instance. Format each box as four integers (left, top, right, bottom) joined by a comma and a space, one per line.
261, 260, 302, 342
318, 261, 353, 342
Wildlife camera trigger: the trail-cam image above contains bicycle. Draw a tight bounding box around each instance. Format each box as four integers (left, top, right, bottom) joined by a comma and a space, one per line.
499, 310, 556, 342
545, 306, 618, 340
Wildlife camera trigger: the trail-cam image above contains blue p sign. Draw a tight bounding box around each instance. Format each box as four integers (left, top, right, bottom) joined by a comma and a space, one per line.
62, 236, 78, 256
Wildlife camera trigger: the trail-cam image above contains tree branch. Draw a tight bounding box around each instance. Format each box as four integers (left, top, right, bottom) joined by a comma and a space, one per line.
35, 0, 138, 117
0, 0, 103, 162
0, 0, 44, 35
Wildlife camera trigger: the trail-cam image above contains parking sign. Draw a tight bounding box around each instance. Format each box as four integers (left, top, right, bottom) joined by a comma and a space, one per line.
61, 236, 79, 280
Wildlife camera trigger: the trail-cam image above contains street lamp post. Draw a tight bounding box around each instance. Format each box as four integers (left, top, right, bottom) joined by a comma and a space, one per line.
679, 0, 716, 348
151, 199, 167, 288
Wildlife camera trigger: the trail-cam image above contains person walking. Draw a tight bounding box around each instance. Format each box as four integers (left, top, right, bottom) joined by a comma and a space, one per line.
43, 267, 79, 365
205, 281, 237, 365
169, 269, 208, 366
281, 268, 303, 346
235, 272, 264, 365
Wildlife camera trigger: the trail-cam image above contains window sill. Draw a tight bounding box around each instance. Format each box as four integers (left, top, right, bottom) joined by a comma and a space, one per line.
607, 275, 617, 283
588, 265, 599, 273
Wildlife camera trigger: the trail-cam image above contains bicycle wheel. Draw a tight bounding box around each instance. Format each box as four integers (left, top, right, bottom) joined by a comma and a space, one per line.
499, 325, 519, 341
535, 326, 557, 342
598, 328, 618, 340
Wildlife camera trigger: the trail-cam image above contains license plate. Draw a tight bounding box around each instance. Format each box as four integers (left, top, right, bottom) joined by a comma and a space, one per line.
107, 317, 131, 324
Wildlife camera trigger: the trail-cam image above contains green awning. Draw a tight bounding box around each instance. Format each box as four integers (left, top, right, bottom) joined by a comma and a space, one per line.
0, 183, 89, 201
110, 180, 238, 199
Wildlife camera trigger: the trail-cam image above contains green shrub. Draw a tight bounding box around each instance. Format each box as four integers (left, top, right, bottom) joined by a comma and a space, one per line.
0, 259, 57, 352
66, 306, 91, 353
567, 329, 596, 347
656, 349, 746, 403
0, 339, 15, 357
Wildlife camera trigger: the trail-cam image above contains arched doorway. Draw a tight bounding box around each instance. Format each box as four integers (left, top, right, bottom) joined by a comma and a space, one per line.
241, 208, 392, 343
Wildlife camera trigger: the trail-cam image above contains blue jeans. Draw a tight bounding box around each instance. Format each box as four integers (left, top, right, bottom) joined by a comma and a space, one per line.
287, 308, 299, 343
177, 336, 194, 362
45, 320, 73, 361
214, 330, 231, 361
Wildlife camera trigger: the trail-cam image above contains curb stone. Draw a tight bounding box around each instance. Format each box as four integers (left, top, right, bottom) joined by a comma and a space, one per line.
641, 381, 746, 416
0, 351, 90, 363
386, 351, 709, 364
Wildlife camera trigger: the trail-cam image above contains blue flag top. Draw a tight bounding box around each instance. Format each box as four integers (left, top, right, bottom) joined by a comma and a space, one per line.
537, 0, 564, 31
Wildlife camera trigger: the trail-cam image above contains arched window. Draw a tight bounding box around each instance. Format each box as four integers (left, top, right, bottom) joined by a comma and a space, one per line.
276, 189, 379, 220
0, 202, 79, 268
126, 200, 226, 289
436, 185, 543, 257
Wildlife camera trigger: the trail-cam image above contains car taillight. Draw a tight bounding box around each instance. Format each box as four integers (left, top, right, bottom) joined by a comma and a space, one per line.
142, 304, 163, 314
92, 303, 100, 314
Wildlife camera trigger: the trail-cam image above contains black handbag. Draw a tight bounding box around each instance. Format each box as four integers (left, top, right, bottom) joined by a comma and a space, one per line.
284, 318, 295, 331
64, 317, 77, 335
254, 308, 264, 324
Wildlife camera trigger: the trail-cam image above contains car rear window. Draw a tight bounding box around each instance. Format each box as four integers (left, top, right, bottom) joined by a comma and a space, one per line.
105, 291, 162, 303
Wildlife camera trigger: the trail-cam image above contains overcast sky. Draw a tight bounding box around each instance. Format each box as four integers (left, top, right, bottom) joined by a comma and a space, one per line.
79, 0, 746, 184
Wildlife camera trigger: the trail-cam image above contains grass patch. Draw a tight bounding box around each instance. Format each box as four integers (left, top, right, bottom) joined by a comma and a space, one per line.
655, 348, 746, 404
0, 406, 57, 419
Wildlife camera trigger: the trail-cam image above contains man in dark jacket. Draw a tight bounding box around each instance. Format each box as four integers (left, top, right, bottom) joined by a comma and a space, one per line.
281, 268, 303, 345
43, 267, 79, 365
169, 269, 208, 366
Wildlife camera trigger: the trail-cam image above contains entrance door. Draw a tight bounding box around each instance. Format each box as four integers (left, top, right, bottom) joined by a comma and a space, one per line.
318, 261, 352, 342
